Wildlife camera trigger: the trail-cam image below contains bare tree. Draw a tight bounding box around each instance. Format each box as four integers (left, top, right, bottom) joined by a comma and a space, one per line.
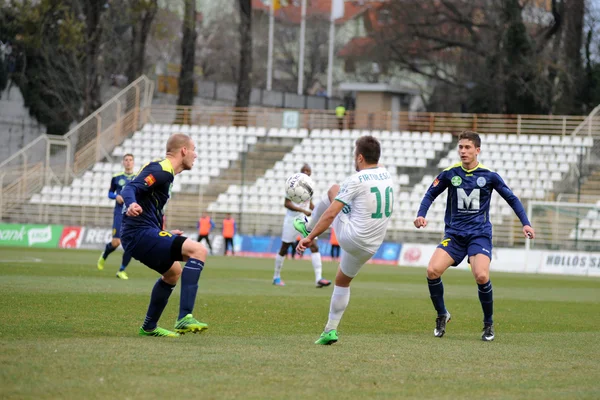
80, 0, 108, 116
178, 0, 197, 107
370, 0, 566, 113
235, 0, 252, 108
126, 0, 159, 83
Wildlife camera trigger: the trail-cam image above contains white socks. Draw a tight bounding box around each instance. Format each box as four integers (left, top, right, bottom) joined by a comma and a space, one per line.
311, 252, 323, 283
307, 192, 331, 231
273, 254, 284, 279
324, 285, 350, 332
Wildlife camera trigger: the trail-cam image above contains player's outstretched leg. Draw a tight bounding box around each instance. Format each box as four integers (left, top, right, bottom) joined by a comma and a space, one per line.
139, 265, 180, 338
316, 285, 349, 344
175, 240, 208, 334
116, 251, 132, 279
472, 254, 494, 341
98, 242, 117, 270
205, 237, 214, 256
427, 249, 453, 337
309, 246, 330, 288
272, 243, 288, 286
316, 267, 351, 345
295, 185, 340, 239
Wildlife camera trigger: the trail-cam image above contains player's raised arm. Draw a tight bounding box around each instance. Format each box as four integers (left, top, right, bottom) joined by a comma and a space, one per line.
415, 172, 448, 228
284, 198, 311, 216
491, 172, 535, 238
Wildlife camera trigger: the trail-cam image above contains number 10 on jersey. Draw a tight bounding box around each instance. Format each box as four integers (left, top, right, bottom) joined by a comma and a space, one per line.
371, 186, 393, 218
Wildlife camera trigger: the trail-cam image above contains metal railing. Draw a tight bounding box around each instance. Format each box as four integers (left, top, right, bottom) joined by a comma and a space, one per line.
0, 76, 154, 219
147, 105, 586, 134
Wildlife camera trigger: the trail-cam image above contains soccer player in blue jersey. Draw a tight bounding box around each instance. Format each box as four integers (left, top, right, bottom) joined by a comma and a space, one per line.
414, 131, 535, 341
120, 133, 209, 338
97, 154, 136, 279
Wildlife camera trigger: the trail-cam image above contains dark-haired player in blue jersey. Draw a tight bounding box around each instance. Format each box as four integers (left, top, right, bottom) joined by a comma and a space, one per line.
414, 130, 535, 342
97, 154, 135, 279
120, 133, 209, 338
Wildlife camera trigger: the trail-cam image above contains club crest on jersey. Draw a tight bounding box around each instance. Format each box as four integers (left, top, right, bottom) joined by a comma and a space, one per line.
477, 177, 486, 187
118, 179, 125, 186
144, 174, 156, 186
451, 176, 462, 187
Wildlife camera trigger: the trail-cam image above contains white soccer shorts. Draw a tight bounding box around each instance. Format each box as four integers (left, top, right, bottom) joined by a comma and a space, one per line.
333, 217, 375, 278
281, 216, 299, 244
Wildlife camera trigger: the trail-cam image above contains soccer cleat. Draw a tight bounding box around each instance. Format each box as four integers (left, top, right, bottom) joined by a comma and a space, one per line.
174, 314, 208, 334
97, 255, 105, 271
434, 312, 451, 337
315, 330, 338, 345
116, 271, 129, 280
316, 278, 331, 288
293, 216, 311, 238
138, 326, 180, 338
272, 278, 285, 286
482, 323, 495, 341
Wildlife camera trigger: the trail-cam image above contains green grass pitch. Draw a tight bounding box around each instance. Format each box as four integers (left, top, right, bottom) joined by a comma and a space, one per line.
0, 247, 599, 399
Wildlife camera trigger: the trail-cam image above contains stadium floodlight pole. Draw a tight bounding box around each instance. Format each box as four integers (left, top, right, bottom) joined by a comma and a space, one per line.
266, 0, 275, 91
326, 14, 335, 97
327, 0, 344, 98
297, 0, 307, 95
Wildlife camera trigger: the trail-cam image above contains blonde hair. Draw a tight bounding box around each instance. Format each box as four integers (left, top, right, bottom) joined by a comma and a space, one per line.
166, 133, 192, 154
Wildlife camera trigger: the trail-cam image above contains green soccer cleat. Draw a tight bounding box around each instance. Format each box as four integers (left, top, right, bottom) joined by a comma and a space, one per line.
315, 330, 338, 345
293, 216, 311, 238
138, 326, 180, 338
174, 314, 208, 334
116, 271, 129, 280
97, 254, 105, 271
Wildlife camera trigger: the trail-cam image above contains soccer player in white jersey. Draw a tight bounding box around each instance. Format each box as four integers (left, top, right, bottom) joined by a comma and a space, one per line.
272, 164, 331, 288
295, 136, 394, 345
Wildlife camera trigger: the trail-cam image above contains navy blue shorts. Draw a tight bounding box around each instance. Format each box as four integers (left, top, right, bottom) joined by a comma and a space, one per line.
121, 228, 187, 274
437, 233, 492, 266
112, 211, 123, 238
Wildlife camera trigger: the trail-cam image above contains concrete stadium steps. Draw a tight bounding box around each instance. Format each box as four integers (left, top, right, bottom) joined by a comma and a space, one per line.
580, 169, 600, 197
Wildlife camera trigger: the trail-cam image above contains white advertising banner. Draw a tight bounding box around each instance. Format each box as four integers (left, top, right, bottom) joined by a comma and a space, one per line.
398, 244, 546, 275
538, 251, 600, 277
398, 243, 437, 268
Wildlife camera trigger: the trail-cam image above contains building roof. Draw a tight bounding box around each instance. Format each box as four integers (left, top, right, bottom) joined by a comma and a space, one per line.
251, 0, 385, 25
337, 37, 376, 57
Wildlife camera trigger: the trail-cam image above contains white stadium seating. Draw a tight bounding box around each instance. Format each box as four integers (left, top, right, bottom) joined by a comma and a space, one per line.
29, 125, 597, 239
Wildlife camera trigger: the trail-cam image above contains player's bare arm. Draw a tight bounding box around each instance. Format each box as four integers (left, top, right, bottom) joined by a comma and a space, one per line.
297, 201, 344, 252
284, 198, 311, 216
116, 194, 124, 204
126, 202, 143, 217
414, 216, 427, 228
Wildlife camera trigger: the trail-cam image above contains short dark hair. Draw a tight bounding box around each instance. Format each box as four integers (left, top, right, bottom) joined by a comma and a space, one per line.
458, 131, 481, 148
123, 153, 134, 160
355, 136, 380, 164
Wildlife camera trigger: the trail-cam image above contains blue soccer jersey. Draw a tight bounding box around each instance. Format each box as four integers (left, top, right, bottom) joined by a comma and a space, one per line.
121, 159, 175, 233
109, 172, 135, 214
417, 163, 530, 237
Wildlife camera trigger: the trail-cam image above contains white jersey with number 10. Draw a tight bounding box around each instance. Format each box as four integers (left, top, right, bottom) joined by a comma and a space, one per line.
334, 166, 394, 253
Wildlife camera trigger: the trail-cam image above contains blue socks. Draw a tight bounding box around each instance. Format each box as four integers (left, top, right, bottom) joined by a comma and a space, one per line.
178, 258, 204, 320
142, 278, 175, 331
478, 280, 494, 324
102, 242, 116, 260
427, 277, 447, 316
120, 252, 132, 271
